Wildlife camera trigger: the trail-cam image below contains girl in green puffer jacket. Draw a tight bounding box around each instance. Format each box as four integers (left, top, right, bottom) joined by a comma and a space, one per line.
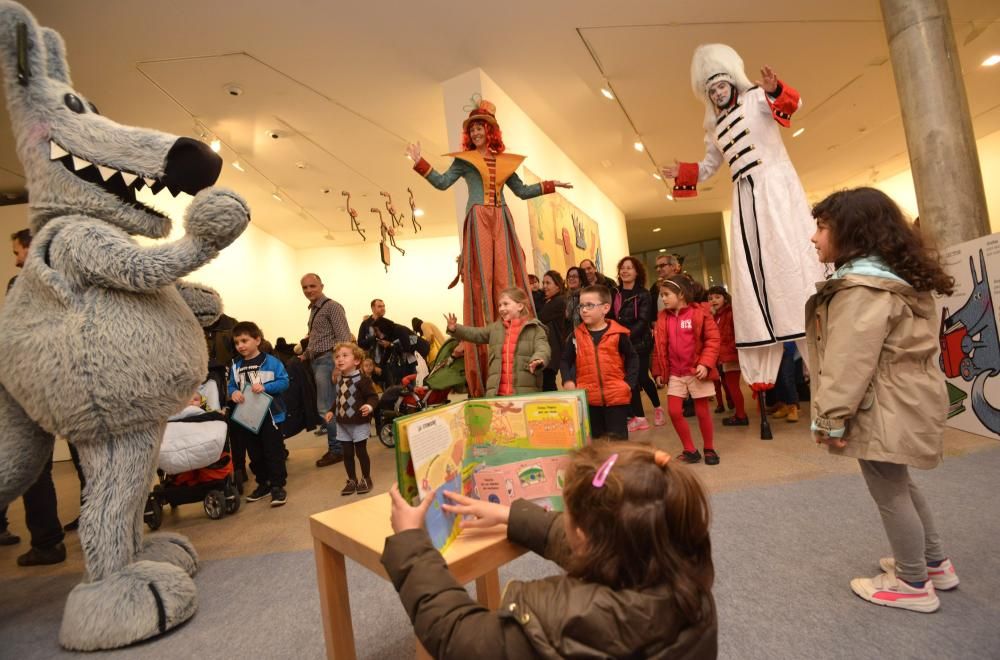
446, 287, 549, 397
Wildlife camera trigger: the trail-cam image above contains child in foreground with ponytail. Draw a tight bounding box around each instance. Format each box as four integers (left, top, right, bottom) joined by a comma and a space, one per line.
382, 442, 718, 658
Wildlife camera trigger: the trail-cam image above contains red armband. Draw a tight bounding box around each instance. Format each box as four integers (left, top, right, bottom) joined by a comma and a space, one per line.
767, 80, 800, 128
672, 162, 700, 198
413, 157, 432, 177
541, 181, 556, 195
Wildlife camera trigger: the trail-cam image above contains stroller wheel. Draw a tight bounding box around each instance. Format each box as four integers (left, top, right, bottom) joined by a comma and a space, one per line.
224, 482, 241, 515
379, 422, 395, 448
144, 494, 163, 531
204, 490, 225, 520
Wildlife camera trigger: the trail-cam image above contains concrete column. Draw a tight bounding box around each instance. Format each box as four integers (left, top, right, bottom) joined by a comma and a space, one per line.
880, 0, 990, 247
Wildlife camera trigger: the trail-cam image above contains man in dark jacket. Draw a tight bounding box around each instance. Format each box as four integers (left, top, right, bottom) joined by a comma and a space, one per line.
580, 258, 617, 293
358, 298, 388, 386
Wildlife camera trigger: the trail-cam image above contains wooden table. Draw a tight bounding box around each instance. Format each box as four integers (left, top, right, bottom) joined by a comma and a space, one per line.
310, 493, 527, 659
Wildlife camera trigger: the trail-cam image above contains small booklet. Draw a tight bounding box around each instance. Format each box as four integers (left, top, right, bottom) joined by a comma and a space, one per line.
231, 385, 273, 433
394, 390, 590, 552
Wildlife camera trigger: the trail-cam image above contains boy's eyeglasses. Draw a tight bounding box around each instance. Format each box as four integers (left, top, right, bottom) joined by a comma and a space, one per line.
579, 302, 607, 311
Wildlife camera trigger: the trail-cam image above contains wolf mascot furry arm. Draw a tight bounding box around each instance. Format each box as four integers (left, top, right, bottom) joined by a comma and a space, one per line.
0, 2, 249, 650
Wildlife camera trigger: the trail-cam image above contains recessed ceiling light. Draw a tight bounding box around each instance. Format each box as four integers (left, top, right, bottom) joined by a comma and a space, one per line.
652, 227, 662, 232
982, 54, 1000, 67
272, 191, 283, 202
652, 172, 662, 180
413, 208, 425, 217
633, 141, 644, 152
658, 248, 667, 253
666, 194, 674, 201
600, 88, 614, 100
209, 139, 221, 153
232, 161, 244, 172
792, 128, 805, 138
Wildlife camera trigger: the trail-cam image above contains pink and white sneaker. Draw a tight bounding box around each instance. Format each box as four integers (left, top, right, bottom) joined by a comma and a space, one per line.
627, 417, 650, 432
879, 557, 960, 591
850, 572, 940, 613
653, 407, 666, 426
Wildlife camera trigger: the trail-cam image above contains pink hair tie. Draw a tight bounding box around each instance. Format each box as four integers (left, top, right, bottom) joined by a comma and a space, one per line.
592, 453, 619, 488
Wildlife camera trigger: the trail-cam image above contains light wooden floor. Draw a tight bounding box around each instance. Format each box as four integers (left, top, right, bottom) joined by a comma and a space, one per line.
1, 403, 995, 580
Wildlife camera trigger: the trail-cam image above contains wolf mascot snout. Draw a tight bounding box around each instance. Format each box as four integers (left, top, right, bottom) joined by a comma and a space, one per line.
0, 2, 249, 650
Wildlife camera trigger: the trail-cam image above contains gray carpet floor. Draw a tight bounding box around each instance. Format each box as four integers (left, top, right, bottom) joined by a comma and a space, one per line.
2, 447, 998, 660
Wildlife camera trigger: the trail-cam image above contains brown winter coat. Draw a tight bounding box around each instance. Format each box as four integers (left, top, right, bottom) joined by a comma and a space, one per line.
450, 318, 550, 396
381, 500, 718, 660
805, 274, 946, 469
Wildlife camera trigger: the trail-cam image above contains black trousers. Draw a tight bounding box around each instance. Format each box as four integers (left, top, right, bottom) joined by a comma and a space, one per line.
23, 454, 64, 550
589, 404, 630, 440
542, 369, 558, 392
230, 419, 287, 488
630, 347, 661, 417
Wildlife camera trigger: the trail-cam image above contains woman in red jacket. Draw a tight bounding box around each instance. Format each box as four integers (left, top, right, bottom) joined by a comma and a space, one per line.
653, 276, 722, 464
707, 286, 748, 425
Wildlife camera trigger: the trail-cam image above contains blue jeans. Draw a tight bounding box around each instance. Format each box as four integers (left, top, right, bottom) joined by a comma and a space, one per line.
312, 353, 341, 454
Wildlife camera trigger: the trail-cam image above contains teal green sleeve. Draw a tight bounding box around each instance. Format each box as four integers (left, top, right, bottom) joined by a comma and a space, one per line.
424, 159, 465, 191
504, 171, 544, 200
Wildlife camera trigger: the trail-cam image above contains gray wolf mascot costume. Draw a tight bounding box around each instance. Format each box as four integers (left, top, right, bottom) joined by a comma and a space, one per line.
0, 2, 249, 650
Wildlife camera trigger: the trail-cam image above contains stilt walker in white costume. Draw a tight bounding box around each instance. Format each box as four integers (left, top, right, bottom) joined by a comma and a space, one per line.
662, 44, 825, 439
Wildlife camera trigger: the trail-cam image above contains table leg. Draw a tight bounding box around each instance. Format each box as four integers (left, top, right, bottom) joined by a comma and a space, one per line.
314, 538, 357, 660
475, 569, 502, 609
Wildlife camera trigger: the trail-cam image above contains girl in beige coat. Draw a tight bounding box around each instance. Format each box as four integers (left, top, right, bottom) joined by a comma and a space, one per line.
807, 188, 959, 614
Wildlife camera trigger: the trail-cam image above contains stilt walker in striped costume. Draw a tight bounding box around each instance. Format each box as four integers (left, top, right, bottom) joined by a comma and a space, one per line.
662, 44, 826, 439
406, 98, 572, 397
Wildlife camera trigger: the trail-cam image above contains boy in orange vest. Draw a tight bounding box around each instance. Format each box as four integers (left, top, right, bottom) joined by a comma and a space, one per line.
560, 285, 639, 440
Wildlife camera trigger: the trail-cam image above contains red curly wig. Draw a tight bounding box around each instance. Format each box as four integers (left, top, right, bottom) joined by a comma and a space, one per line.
461, 120, 506, 153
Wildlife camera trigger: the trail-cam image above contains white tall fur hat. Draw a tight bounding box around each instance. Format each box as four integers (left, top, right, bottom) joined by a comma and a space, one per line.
690, 44, 754, 129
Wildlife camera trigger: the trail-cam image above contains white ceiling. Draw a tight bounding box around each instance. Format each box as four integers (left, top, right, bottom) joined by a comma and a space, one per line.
1, 1, 998, 249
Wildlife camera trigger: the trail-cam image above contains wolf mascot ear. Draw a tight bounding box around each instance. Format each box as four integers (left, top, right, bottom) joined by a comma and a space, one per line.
0, 1, 249, 650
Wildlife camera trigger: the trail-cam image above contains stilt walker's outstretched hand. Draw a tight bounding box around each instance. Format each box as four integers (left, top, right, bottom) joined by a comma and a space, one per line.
405, 142, 422, 163
756, 66, 779, 93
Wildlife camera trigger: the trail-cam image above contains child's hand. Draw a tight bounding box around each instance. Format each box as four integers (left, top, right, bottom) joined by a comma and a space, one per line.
527, 359, 544, 374
389, 483, 433, 533
814, 431, 848, 449
231, 391, 245, 404
655, 376, 665, 388
324, 411, 333, 423
251, 383, 265, 394
562, 380, 576, 390
693, 365, 708, 380
444, 313, 458, 332
441, 491, 510, 529
360, 404, 373, 417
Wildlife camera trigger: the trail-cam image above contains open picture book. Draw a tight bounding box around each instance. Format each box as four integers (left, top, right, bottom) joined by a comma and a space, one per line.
394, 391, 590, 552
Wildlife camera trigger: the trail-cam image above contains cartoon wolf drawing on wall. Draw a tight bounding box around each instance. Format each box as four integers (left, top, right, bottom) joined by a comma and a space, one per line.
939, 249, 1000, 435
0, 2, 249, 650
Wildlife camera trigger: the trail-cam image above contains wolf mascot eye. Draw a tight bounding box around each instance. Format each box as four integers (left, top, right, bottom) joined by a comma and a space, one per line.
0, 1, 250, 651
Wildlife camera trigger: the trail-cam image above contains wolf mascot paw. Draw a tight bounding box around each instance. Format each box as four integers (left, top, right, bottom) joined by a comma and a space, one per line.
0, 1, 249, 650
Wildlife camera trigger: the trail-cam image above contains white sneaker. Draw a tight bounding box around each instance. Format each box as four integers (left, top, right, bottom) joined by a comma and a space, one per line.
850, 572, 940, 613
879, 557, 960, 591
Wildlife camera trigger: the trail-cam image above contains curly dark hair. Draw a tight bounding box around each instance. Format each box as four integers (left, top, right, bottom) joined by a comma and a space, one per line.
461, 120, 505, 153
616, 256, 647, 288
811, 188, 954, 295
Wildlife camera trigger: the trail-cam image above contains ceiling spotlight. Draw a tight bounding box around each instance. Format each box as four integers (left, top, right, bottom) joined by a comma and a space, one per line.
210, 139, 221, 153
792, 128, 805, 138
652, 172, 662, 180
633, 141, 644, 152
666, 194, 674, 201
413, 208, 425, 217
600, 88, 614, 100
982, 54, 1000, 67
295, 161, 307, 170
658, 248, 667, 253
232, 161, 245, 172
652, 227, 662, 233
272, 190, 283, 202
225, 83, 244, 96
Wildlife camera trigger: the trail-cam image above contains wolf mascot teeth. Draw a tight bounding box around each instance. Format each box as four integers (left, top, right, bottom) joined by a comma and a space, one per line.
0, 2, 249, 650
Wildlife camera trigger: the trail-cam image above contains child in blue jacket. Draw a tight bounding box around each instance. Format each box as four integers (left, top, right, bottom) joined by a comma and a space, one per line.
228, 321, 290, 507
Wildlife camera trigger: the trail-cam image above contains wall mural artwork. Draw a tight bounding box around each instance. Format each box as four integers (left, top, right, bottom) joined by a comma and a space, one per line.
522, 168, 602, 277
936, 233, 1000, 441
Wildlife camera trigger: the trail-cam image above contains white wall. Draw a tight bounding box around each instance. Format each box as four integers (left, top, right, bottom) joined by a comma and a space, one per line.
297, 235, 464, 336
440, 69, 629, 275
